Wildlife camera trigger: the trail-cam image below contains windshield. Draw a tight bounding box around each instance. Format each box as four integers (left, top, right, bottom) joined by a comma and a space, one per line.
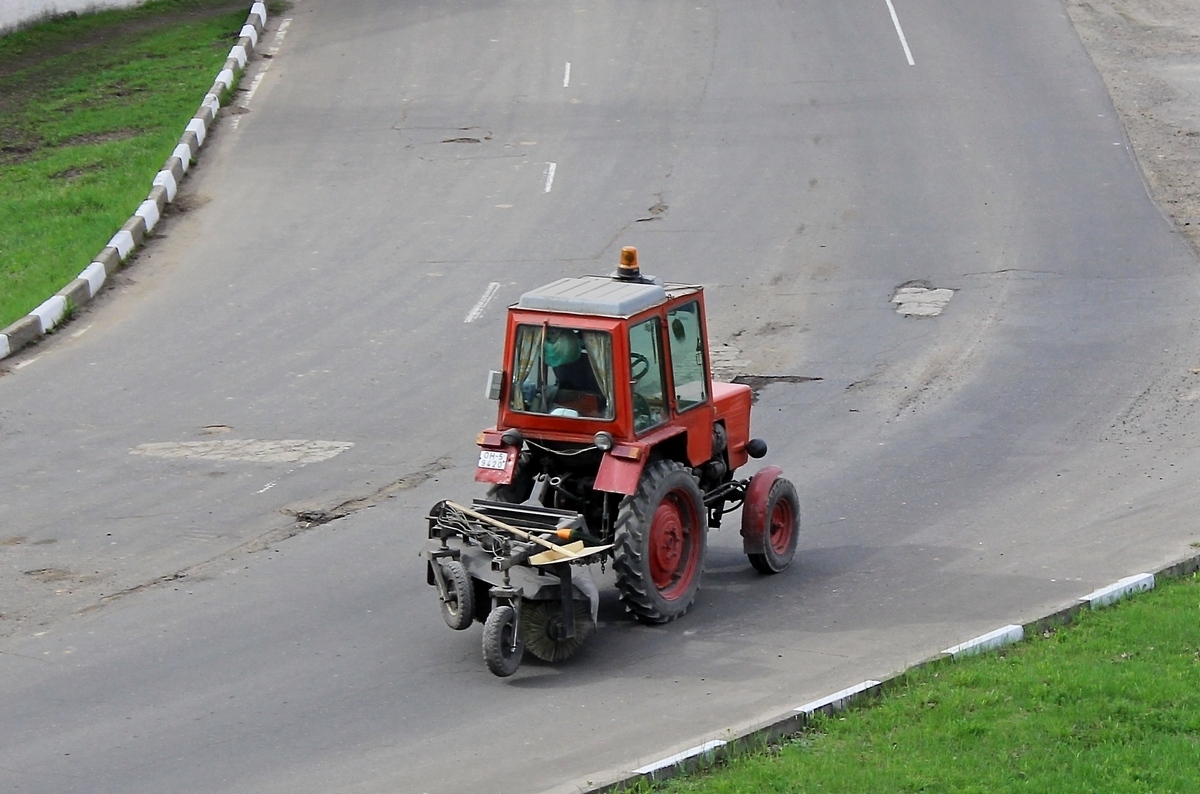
509, 324, 615, 420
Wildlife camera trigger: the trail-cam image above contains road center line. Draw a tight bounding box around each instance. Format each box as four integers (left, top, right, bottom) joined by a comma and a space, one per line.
544, 162, 557, 193
464, 282, 502, 323
563, 62, 571, 87
884, 0, 915, 66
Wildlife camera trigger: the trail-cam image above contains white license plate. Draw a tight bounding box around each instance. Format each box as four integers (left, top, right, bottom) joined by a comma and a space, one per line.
478, 449, 509, 470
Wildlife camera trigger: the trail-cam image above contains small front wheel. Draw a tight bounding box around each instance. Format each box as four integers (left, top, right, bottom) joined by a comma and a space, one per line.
482, 605, 524, 677
747, 477, 800, 574
439, 560, 474, 630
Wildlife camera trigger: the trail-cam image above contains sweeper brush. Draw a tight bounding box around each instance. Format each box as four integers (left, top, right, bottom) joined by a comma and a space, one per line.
522, 599, 596, 662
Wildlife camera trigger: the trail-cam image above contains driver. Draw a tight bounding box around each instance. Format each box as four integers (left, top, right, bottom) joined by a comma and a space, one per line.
544, 329, 605, 413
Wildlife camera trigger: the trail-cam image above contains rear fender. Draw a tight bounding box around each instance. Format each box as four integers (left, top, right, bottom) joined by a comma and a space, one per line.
594, 444, 648, 495
740, 465, 783, 553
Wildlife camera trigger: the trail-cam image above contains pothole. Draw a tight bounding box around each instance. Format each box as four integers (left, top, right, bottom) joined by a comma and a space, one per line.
892, 281, 954, 317
292, 509, 345, 528
286, 455, 455, 526
24, 568, 74, 583
732, 375, 823, 402
637, 199, 668, 222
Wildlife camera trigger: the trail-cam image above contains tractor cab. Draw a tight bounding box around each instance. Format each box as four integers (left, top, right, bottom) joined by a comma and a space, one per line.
477, 247, 758, 500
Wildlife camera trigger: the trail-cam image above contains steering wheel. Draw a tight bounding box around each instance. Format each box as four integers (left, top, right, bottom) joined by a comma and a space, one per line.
630, 352, 651, 381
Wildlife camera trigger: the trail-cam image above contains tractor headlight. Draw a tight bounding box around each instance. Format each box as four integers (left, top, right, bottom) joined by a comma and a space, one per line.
501, 429, 524, 448
593, 431, 614, 451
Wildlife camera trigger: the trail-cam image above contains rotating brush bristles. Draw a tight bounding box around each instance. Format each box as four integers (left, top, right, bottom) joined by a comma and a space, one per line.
521, 600, 595, 662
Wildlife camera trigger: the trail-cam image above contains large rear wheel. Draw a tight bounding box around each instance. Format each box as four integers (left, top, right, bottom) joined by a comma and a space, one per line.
613, 460, 707, 624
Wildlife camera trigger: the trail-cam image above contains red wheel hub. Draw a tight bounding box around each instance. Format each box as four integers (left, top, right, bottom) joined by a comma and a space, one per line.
768, 494, 794, 555
648, 492, 700, 599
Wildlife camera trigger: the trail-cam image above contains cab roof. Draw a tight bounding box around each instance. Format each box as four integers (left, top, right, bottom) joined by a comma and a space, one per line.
515, 276, 700, 318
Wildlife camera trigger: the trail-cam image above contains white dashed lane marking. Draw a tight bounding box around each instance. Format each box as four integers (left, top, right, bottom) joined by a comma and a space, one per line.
885, 0, 915, 65
464, 282, 502, 323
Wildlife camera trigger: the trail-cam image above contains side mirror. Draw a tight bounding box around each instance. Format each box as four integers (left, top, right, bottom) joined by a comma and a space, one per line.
485, 370, 504, 400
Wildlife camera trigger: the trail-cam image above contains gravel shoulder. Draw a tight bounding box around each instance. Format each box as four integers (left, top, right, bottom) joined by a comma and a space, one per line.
1067, 0, 1200, 254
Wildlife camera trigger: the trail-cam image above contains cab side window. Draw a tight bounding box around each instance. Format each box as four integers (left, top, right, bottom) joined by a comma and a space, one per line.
629, 317, 666, 433
666, 300, 707, 412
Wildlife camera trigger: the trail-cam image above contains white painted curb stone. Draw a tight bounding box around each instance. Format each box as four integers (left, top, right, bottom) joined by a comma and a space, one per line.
32, 295, 68, 333
943, 624, 1024, 658
1081, 573, 1154, 608
186, 118, 207, 147
172, 143, 193, 171
634, 740, 727, 776
108, 229, 136, 260
796, 680, 883, 714
153, 169, 178, 201
80, 262, 107, 297
135, 200, 161, 232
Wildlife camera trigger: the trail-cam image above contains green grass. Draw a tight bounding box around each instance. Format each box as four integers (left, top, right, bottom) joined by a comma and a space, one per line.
649, 573, 1200, 794
0, 0, 253, 328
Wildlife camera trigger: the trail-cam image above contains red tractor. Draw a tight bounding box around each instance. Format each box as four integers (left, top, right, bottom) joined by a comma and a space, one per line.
424, 248, 800, 676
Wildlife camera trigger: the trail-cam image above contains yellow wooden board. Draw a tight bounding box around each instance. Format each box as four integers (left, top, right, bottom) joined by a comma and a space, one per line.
530, 541, 613, 565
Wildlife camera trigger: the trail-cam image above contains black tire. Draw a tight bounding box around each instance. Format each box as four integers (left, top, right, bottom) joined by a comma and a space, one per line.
485, 462, 535, 504
613, 460, 707, 624
439, 560, 474, 630
748, 477, 800, 574
482, 605, 524, 677
521, 598, 595, 662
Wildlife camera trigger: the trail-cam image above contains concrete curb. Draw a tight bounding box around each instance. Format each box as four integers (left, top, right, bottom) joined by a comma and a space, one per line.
582, 550, 1200, 792
0, 1, 269, 361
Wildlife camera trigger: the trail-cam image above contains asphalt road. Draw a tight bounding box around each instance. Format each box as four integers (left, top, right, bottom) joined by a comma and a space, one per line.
3, 1, 1200, 792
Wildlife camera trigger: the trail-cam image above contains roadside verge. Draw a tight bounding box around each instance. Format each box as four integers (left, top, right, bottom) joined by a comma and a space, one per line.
577, 550, 1200, 793
0, 1, 268, 361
